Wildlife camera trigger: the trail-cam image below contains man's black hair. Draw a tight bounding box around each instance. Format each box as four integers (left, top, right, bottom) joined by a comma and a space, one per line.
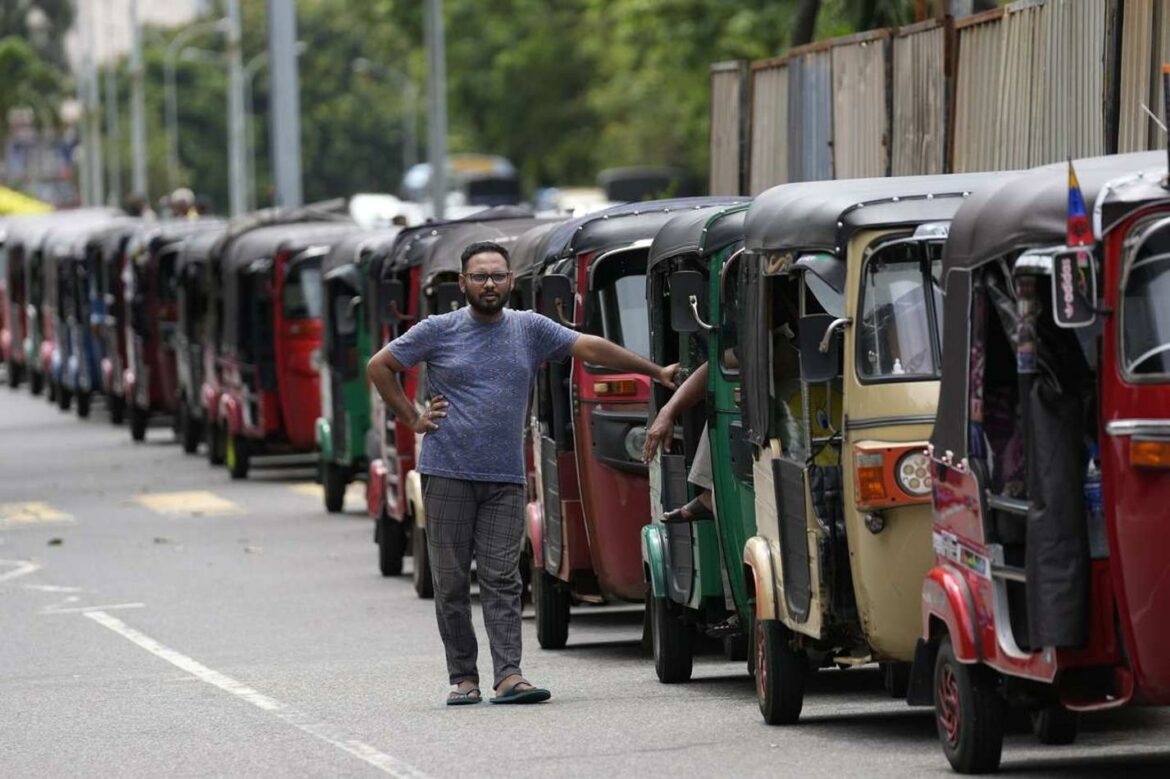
460, 241, 511, 271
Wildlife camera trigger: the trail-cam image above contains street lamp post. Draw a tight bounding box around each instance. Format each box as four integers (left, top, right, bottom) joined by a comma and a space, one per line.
425, 0, 447, 220
243, 52, 267, 212
226, 0, 247, 216
129, 0, 147, 198
164, 18, 228, 193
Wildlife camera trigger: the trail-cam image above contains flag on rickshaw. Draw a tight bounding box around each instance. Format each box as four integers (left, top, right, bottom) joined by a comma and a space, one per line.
1066, 160, 1092, 247
1053, 159, 1096, 328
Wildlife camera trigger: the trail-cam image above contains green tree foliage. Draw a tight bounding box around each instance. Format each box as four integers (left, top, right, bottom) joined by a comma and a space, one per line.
0, 0, 74, 70
0, 36, 64, 127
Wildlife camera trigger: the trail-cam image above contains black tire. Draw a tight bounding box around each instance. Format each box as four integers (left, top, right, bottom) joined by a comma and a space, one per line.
57, 384, 72, 411
30, 369, 44, 396
534, 569, 571, 650
934, 636, 1004, 774
651, 595, 693, 683
724, 632, 749, 663
6, 361, 20, 388
755, 619, 805, 724
1031, 705, 1078, 746
109, 394, 125, 425
179, 405, 201, 454
225, 432, 250, 479
207, 422, 225, 466
323, 461, 348, 513
378, 511, 406, 576
76, 391, 91, 418
883, 661, 912, 699
412, 522, 434, 598
47, 378, 57, 403
129, 404, 148, 442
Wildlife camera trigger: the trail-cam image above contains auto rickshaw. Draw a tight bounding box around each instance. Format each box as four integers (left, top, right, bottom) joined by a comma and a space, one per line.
735, 173, 1003, 725
522, 197, 745, 649
174, 228, 226, 454
122, 220, 224, 441
316, 227, 402, 512
920, 151, 1170, 774
1, 220, 10, 384
641, 203, 755, 682
215, 220, 357, 479
390, 216, 552, 584
84, 219, 142, 424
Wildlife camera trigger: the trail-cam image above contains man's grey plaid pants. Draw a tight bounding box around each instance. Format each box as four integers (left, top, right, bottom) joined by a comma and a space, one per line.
423, 475, 527, 688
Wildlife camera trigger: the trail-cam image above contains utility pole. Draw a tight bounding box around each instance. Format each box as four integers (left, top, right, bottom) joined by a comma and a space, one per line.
129, 0, 147, 199
104, 58, 122, 206
226, 0, 246, 216
425, 0, 447, 220
267, 0, 303, 208
84, 1, 104, 207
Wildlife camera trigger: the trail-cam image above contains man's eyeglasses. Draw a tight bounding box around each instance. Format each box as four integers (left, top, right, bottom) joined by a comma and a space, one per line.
464, 272, 511, 285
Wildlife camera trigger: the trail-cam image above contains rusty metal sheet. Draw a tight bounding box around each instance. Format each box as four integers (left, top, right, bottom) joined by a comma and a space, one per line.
1118, 0, 1168, 152
709, 61, 746, 195
1033, 0, 1109, 164
787, 48, 834, 182
749, 59, 789, 194
953, 10, 1006, 172
892, 20, 950, 175
996, 0, 1045, 170
832, 32, 890, 179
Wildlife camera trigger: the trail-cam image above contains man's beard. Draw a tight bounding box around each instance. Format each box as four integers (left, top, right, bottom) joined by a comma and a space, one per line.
467, 290, 506, 315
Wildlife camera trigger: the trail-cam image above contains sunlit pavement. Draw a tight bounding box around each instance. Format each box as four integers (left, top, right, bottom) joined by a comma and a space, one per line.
3, 382, 1170, 778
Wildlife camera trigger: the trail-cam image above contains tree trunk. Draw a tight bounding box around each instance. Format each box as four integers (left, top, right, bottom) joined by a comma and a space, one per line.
792, 0, 821, 47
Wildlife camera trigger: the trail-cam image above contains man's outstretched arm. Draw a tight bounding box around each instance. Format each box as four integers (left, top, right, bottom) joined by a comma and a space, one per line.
570, 334, 680, 389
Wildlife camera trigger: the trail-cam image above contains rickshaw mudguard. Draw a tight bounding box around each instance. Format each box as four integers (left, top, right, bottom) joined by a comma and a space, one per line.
526, 500, 544, 570
921, 564, 980, 663
404, 469, 424, 529
641, 523, 667, 599
743, 535, 779, 623
366, 459, 387, 519
315, 417, 333, 462
200, 382, 218, 419
220, 394, 244, 436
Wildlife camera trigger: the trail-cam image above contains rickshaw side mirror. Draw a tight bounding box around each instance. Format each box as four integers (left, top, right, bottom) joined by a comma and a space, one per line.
435, 281, 463, 313
669, 270, 713, 333
798, 313, 844, 384
1051, 249, 1098, 329
539, 275, 578, 327
378, 279, 406, 324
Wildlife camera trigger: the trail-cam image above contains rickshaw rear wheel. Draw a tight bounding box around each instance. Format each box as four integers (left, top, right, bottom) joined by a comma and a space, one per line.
129, 405, 148, 442
76, 391, 91, 419
1030, 705, 1077, 745
882, 662, 912, 699
6, 361, 21, 388
30, 370, 44, 396
323, 461, 349, 513
108, 394, 124, 425
47, 378, 57, 403
651, 595, 693, 683
755, 619, 804, 724
534, 570, 570, 650
934, 635, 1004, 774
179, 404, 201, 454
226, 433, 250, 479
378, 511, 406, 576
207, 422, 225, 465
412, 522, 434, 598
57, 385, 72, 411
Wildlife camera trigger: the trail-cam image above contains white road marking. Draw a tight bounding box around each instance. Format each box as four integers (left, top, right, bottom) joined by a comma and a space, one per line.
42, 602, 145, 614
23, 584, 84, 593
0, 559, 41, 584
84, 611, 430, 779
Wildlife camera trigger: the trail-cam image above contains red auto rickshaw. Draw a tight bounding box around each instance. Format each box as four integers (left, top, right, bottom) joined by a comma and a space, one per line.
519, 197, 745, 649
214, 220, 357, 479
918, 151, 1170, 773
122, 220, 224, 441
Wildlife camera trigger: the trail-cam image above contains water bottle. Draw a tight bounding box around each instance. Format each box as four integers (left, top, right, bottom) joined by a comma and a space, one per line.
1084, 444, 1107, 558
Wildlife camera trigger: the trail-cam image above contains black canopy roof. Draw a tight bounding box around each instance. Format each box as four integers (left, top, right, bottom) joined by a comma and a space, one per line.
322, 227, 402, 276
563, 196, 748, 261
133, 218, 226, 258
176, 227, 226, 275
943, 151, 1165, 272
647, 203, 749, 272
510, 221, 565, 278
220, 221, 357, 275
6, 209, 119, 259
745, 172, 1003, 255
378, 205, 538, 278
419, 217, 557, 286
85, 217, 144, 258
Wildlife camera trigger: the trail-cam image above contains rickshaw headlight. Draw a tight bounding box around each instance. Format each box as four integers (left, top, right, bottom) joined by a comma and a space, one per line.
625, 426, 647, 462
895, 450, 933, 497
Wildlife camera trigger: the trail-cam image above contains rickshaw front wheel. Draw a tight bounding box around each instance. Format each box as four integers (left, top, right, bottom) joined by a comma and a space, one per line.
57, 384, 72, 411
108, 394, 124, 425
534, 569, 570, 650
755, 619, 804, 724
934, 636, 1004, 774
1030, 705, 1077, 745
226, 433, 250, 480
179, 404, 201, 454
207, 422, 225, 466
651, 595, 693, 683
377, 512, 406, 576
412, 523, 434, 598
323, 461, 349, 513
6, 361, 21, 388
30, 370, 44, 396
76, 391, 91, 419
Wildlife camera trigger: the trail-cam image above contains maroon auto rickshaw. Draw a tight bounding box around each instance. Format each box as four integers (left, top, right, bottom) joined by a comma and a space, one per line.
214, 221, 357, 479
919, 151, 1170, 772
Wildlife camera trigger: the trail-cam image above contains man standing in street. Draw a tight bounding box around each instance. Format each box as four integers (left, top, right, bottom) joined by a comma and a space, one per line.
368, 241, 678, 705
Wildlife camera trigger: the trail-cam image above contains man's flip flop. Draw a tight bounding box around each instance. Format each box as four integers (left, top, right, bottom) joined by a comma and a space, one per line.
663, 496, 714, 524
490, 679, 551, 704
446, 688, 482, 706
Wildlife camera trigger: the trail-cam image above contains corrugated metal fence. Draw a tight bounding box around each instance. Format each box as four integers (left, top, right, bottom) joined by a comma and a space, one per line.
709, 61, 746, 196
714, 0, 1155, 193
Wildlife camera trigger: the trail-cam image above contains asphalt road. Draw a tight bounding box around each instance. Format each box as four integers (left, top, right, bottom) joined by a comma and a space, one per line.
3, 383, 1170, 778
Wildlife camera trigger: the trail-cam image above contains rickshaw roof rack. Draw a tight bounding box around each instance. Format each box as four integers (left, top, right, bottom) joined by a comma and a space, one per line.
562, 196, 750, 263
419, 217, 561, 286
745, 173, 1007, 256
943, 151, 1166, 273
647, 203, 750, 272
322, 226, 404, 276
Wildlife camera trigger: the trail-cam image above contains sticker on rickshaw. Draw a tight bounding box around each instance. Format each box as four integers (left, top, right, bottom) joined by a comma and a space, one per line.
933, 530, 990, 580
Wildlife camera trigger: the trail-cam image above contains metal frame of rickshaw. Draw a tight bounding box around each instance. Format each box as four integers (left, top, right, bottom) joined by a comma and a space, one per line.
84, 219, 142, 425
525, 198, 745, 650
737, 173, 1004, 727
315, 227, 402, 514
918, 151, 1170, 774
173, 227, 228, 454
215, 221, 357, 480
641, 203, 754, 683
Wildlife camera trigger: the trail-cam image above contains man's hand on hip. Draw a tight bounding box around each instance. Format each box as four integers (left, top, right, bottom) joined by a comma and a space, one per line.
411, 394, 448, 433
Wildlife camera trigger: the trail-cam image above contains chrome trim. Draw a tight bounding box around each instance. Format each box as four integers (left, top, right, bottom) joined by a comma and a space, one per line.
1106, 419, 1170, 437
845, 413, 935, 431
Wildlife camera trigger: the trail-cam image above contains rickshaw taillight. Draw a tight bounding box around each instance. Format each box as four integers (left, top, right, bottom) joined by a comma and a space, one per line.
856, 453, 887, 501
1130, 438, 1170, 469
593, 379, 637, 397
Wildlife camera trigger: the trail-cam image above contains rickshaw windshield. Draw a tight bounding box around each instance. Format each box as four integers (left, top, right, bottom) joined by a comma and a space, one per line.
856, 239, 943, 382
283, 259, 323, 320
1123, 221, 1170, 378
597, 273, 650, 359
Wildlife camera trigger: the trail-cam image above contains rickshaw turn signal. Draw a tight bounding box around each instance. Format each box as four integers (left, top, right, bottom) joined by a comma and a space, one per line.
856, 453, 888, 502
1130, 438, 1170, 469
593, 379, 638, 396
854, 444, 934, 508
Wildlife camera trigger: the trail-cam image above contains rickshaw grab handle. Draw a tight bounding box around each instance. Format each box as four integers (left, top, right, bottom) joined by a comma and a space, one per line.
688, 295, 716, 332
819, 318, 852, 353
555, 299, 581, 328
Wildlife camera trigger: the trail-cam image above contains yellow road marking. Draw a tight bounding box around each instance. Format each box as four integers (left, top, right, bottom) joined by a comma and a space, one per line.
133, 491, 243, 517
289, 482, 366, 509
0, 502, 74, 526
